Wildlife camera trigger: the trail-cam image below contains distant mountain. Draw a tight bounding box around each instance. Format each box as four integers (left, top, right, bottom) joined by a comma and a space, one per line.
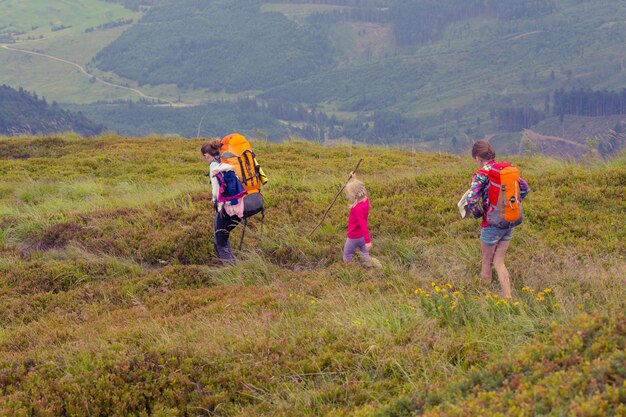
0, 85, 105, 136
3, 0, 626, 155
89, 0, 626, 147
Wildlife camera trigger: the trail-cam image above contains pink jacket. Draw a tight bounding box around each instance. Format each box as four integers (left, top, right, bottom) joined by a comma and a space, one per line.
347, 198, 371, 243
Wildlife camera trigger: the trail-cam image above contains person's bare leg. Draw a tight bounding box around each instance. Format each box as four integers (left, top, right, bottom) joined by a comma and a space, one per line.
480, 242, 497, 283
492, 240, 512, 298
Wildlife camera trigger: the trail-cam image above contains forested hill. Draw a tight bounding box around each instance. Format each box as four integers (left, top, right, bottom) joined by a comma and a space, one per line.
94, 0, 334, 91
0, 85, 105, 136
87, 0, 626, 149
93, 0, 557, 92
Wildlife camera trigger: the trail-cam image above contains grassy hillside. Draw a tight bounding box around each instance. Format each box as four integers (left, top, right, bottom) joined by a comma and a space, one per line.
0, 1, 143, 104
378, 313, 626, 416
0, 0, 135, 38
0, 135, 624, 415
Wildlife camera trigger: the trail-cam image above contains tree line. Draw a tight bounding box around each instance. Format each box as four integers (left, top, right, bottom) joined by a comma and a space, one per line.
0, 85, 105, 136
306, 0, 555, 46
103, 0, 155, 12
494, 88, 626, 131
553, 88, 626, 118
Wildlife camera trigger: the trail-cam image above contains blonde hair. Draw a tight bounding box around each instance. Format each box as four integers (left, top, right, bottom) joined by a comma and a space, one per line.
344, 179, 367, 203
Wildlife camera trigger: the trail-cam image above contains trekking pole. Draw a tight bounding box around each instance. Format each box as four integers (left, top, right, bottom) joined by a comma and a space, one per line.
239, 217, 248, 251
309, 158, 363, 237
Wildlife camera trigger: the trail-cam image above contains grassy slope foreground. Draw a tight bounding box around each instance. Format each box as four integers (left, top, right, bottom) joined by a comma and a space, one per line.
0, 135, 624, 416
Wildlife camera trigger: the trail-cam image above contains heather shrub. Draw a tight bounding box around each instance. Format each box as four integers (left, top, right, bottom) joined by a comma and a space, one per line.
0, 135, 623, 416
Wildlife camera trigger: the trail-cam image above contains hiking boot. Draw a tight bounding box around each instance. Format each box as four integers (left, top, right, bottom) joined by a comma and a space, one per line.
368, 257, 383, 269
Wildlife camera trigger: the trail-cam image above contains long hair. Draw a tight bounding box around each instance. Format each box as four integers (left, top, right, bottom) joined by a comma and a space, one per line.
344, 179, 367, 204
471, 140, 496, 161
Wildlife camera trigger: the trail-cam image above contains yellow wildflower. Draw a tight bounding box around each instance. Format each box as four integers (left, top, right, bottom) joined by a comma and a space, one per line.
453, 291, 461, 297
543, 288, 552, 294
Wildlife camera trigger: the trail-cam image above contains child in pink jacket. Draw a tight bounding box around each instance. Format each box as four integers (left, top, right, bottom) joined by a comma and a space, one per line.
343, 177, 374, 266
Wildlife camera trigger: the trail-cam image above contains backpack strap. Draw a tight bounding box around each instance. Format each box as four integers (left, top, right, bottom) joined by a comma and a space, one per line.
236, 156, 247, 185
241, 150, 256, 185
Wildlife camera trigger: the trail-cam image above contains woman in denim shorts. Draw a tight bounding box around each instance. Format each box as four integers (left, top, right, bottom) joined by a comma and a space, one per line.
466, 141, 530, 298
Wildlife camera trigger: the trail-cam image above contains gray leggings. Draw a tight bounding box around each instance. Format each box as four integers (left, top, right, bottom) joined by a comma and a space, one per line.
343, 238, 371, 265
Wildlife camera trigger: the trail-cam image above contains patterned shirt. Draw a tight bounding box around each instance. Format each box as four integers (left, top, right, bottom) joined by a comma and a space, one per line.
466, 160, 530, 227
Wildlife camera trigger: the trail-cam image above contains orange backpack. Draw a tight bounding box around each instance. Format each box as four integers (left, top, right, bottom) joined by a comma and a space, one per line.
220, 133, 267, 195
484, 162, 523, 228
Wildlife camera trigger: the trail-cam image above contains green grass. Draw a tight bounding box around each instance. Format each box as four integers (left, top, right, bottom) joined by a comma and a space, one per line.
0, 20, 249, 105
0, 1, 151, 104
0, 47, 136, 104
0, 0, 134, 35
0, 134, 624, 415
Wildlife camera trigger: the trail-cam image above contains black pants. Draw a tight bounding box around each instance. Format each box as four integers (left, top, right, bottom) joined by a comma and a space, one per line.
213, 193, 264, 265
214, 210, 240, 264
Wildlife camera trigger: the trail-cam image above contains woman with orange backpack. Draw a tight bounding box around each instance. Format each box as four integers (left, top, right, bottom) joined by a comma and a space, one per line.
466, 141, 530, 298
201, 139, 243, 265
201, 134, 267, 265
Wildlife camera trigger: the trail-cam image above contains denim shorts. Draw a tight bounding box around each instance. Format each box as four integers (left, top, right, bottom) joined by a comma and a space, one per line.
480, 226, 514, 246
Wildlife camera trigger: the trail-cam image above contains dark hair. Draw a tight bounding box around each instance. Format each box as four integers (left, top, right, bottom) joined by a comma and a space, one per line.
471, 140, 496, 161
201, 139, 221, 157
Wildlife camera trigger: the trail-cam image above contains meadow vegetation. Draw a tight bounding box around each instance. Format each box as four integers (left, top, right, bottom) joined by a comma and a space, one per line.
0, 134, 624, 416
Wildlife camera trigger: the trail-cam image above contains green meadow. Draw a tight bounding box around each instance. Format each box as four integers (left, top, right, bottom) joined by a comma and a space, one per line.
0, 135, 624, 416
0, 0, 134, 34
0, 1, 146, 104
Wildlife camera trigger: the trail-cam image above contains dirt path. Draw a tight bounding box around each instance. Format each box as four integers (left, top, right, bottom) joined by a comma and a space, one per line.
522, 128, 587, 148
510, 31, 544, 41
1, 43, 190, 107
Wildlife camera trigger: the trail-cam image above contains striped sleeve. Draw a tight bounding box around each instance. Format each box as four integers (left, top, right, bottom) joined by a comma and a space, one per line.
519, 178, 530, 200
466, 171, 488, 218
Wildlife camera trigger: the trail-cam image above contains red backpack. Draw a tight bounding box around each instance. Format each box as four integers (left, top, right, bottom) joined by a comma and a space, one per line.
484, 162, 523, 228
